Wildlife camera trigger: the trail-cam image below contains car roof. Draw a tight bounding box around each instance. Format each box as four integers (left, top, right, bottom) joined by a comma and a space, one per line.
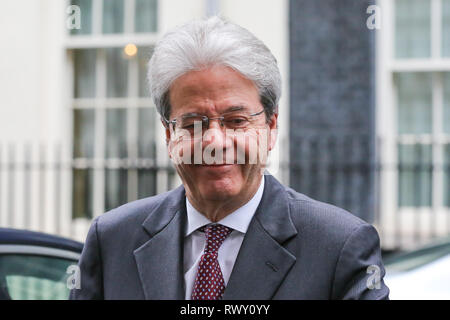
384, 236, 450, 272
0, 228, 83, 253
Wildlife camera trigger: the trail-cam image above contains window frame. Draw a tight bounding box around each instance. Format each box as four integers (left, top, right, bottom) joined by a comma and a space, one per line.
377, 0, 450, 249
65, 0, 172, 224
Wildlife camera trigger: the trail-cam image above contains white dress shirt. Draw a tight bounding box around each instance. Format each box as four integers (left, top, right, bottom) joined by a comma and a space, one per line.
183, 176, 265, 299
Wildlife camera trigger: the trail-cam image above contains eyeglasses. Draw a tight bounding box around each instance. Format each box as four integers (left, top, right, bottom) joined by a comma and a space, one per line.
163, 109, 265, 134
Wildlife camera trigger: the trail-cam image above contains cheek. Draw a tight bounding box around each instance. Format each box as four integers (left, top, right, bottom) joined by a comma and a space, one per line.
234, 130, 268, 163
168, 139, 195, 164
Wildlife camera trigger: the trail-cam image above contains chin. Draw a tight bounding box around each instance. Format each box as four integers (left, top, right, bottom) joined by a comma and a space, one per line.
200, 180, 241, 200
179, 164, 249, 200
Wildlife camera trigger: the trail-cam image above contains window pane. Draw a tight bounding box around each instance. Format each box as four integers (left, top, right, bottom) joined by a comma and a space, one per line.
395, 0, 431, 58
444, 73, 450, 134
105, 108, 127, 158
73, 109, 95, 158
72, 168, 93, 219
70, 0, 92, 35
102, 0, 124, 34
137, 107, 157, 199
138, 108, 156, 158
397, 73, 432, 134
443, 0, 450, 57
135, 0, 157, 33
444, 144, 450, 207
105, 169, 128, 211
0, 255, 75, 300
105, 48, 128, 97
73, 49, 96, 98
398, 143, 432, 207
138, 46, 153, 97
138, 169, 157, 199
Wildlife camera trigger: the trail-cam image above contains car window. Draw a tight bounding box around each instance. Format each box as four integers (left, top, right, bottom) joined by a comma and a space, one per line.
0, 254, 77, 300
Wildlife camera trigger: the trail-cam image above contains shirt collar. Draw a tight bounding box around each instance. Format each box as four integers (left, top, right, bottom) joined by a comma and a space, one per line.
185, 175, 265, 236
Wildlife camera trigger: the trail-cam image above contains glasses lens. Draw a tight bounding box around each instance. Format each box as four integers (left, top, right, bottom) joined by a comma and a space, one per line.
222, 113, 251, 129
177, 116, 205, 134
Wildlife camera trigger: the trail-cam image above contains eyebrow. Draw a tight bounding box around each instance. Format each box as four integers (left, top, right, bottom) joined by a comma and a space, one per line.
180, 112, 202, 118
223, 105, 246, 113
179, 105, 247, 118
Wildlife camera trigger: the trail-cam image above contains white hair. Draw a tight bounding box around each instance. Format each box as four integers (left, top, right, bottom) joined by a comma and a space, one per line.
147, 16, 281, 121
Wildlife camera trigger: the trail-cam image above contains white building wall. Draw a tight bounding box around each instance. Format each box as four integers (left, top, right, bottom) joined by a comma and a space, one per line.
0, 0, 44, 143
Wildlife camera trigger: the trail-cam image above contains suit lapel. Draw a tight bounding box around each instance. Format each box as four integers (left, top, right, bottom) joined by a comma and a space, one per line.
133, 186, 187, 300
222, 175, 298, 300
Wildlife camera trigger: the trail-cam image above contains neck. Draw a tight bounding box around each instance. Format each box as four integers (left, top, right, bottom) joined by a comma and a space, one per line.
186, 176, 263, 222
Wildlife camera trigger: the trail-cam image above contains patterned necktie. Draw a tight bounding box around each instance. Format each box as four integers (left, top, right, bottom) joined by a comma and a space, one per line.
191, 224, 232, 300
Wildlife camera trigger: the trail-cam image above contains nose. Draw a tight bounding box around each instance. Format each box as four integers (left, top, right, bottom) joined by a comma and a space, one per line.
203, 120, 228, 146
202, 121, 233, 161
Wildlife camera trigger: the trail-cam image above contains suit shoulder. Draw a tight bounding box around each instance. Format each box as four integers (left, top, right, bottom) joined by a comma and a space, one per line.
284, 186, 368, 239
95, 187, 181, 233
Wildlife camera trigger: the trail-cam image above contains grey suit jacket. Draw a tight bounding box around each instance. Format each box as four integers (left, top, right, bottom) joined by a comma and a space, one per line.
70, 174, 389, 300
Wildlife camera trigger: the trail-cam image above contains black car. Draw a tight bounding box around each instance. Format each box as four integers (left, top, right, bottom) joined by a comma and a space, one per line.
0, 228, 83, 300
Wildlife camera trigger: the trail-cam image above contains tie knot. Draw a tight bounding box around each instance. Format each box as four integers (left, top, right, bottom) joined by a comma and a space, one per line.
200, 224, 232, 253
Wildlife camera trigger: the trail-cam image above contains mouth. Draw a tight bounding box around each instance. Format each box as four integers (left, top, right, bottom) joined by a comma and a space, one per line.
197, 163, 235, 167
193, 163, 239, 171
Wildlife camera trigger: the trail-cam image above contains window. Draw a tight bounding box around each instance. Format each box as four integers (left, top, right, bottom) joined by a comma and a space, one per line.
444, 74, 450, 207
68, 0, 163, 219
396, 73, 433, 207
0, 254, 76, 300
394, 0, 450, 209
443, 0, 450, 57
70, 0, 157, 35
395, 0, 431, 58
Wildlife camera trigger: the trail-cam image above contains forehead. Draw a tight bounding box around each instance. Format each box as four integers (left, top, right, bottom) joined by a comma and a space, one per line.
168, 65, 260, 116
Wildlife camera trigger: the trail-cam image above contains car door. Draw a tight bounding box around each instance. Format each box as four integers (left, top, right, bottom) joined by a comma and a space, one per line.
0, 244, 80, 300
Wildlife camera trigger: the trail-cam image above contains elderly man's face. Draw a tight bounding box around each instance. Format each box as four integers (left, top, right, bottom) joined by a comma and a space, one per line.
166, 65, 277, 204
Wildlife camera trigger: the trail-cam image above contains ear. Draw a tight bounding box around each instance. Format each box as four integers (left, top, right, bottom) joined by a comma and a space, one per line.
268, 112, 278, 151
161, 119, 175, 161
161, 118, 171, 146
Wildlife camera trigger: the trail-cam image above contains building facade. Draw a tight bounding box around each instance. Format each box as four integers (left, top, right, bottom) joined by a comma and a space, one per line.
0, 0, 449, 250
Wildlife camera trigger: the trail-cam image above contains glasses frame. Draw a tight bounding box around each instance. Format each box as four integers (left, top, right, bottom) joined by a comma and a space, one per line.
163, 109, 266, 131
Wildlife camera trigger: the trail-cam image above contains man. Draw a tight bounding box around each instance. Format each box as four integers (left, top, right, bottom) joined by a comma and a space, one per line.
71, 16, 389, 300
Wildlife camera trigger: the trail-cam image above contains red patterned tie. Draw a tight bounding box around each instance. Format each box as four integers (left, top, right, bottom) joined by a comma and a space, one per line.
191, 224, 232, 300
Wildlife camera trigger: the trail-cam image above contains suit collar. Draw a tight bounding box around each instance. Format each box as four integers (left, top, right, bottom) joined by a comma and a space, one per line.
254, 174, 297, 244
141, 184, 185, 237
